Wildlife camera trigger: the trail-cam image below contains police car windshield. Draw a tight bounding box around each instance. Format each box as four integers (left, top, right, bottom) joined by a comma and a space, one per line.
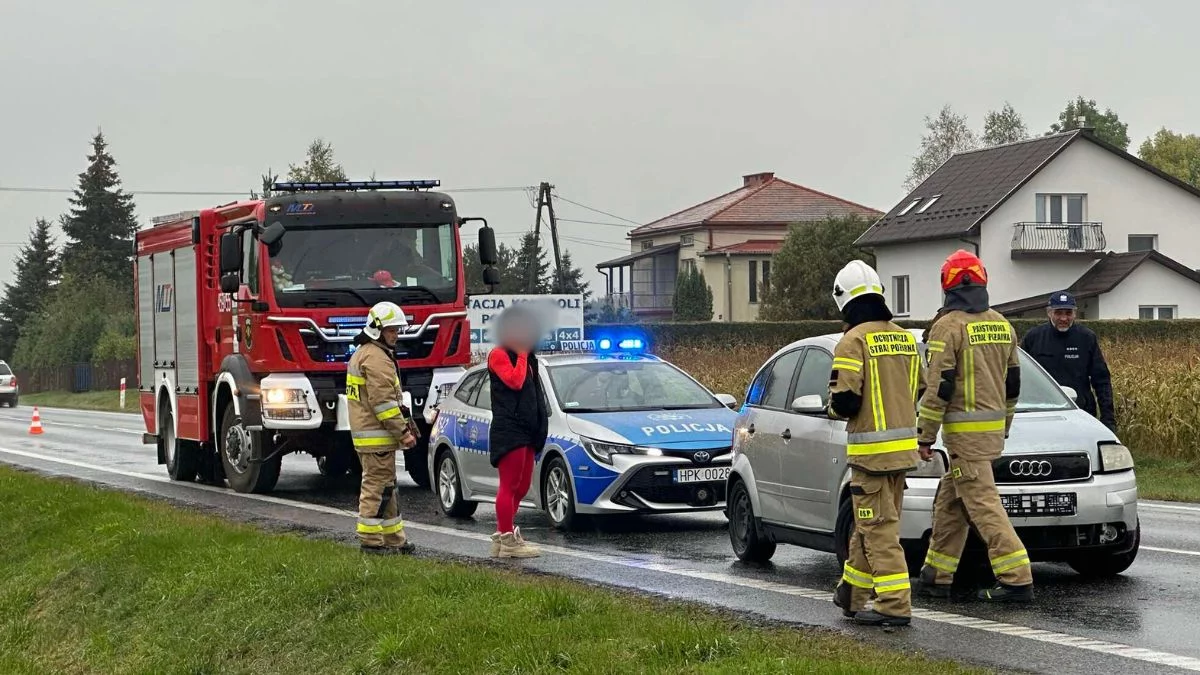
268, 223, 456, 306
547, 361, 719, 413
919, 344, 1072, 412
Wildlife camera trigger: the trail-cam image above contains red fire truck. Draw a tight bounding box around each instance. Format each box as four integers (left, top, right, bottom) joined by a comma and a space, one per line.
135, 180, 499, 493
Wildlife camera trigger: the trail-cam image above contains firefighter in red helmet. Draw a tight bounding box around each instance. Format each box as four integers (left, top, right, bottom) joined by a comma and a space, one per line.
916, 250, 1033, 603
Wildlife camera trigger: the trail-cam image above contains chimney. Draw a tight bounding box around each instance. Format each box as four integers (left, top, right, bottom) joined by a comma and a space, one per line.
742, 172, 775, 188
1075, 114, 1095, 134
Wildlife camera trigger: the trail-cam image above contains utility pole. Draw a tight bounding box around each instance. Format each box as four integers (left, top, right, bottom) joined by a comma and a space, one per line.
527, 181, 565, 293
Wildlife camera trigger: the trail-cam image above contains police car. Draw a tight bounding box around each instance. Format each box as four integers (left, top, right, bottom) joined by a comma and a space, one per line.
426, 337, 740, 529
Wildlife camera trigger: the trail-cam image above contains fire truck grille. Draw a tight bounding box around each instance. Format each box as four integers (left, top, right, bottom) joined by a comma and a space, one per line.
299, 330, 439, 363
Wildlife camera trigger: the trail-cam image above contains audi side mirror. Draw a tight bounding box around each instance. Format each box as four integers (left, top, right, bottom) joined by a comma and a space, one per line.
1060, 385, 1078, 402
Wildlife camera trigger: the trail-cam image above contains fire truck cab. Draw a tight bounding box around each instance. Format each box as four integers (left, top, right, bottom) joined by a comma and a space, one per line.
135, 180, 499, 493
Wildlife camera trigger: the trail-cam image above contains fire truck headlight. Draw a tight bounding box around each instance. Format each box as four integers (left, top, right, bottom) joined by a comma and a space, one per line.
261, 387, 312, 421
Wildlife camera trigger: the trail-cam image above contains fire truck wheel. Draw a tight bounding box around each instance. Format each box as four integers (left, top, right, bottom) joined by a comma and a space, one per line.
162, 408, 199, 482
404, 447, 431, 489
219, 401, 281, 494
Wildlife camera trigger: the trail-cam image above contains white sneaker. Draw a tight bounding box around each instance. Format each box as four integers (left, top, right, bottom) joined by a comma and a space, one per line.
489, 532, 501, 558
498, 531, 540, 558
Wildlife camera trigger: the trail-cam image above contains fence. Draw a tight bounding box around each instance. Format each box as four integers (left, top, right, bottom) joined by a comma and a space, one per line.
16, 359, 136, 394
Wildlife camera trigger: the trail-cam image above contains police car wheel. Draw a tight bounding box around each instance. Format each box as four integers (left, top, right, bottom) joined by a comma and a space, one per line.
728, 479, 775, 562
435, 449, 477, 518
543, 456, 585, 531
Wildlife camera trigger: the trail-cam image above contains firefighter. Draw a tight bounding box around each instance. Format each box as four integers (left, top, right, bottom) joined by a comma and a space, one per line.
828, 260, 924, 627
347, 301, 419, 555
917, 250, 1032, 602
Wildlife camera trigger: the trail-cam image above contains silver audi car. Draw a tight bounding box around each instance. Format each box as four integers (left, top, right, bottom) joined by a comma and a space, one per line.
726, 329, 1139, 578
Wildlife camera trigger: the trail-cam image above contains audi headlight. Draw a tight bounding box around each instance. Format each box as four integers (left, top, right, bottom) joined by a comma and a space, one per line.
1098, 443, 1134, 473
261, 387, 311, 421
909, 448, 948, 478
581, 438, 661, 464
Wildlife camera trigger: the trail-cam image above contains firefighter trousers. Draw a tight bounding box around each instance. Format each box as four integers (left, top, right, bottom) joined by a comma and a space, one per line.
839, 469, 911, 617
924, 457, 1032, 587
357, 450, 406, 548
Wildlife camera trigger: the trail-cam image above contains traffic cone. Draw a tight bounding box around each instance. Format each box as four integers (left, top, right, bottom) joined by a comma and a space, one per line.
29, 407, 44, 435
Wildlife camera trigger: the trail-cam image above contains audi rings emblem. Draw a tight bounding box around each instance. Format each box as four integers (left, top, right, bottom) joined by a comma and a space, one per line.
1008, 459, 1052, 477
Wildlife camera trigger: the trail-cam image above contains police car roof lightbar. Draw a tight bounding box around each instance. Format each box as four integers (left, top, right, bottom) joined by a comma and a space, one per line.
271, 180, 441, 193
543, 336, 647, 355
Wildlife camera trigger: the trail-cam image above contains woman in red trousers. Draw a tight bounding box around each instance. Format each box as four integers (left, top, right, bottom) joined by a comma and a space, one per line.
487, 307, 548, 558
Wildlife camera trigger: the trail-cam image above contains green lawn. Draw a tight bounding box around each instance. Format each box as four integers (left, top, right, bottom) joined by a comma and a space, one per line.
20, 389, 129, 413
0, 467, 981, 675
1131, 455, 1200, 503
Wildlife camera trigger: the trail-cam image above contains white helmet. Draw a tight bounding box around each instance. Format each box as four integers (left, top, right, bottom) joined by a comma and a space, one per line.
831, 260, 885, 312
363, 301, 408, 340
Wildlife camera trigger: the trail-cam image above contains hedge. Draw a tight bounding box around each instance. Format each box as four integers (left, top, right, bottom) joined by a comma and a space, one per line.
586, 320, 1200, 349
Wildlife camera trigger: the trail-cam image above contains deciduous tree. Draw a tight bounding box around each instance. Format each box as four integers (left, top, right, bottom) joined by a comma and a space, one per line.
1138, 128, 1200, 187
904, 105, 979, 191
1048, 97, 1130, 150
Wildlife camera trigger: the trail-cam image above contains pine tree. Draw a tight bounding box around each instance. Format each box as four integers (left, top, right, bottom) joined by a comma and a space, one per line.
464, 242, 520, 293
59, 131, 139, 284
759, 215, 874, 321
673, 266, 713, 321
550, 250, 591, 301
514, 232, 551, 294
287, 139, 348, 182
0, 219, 60, 361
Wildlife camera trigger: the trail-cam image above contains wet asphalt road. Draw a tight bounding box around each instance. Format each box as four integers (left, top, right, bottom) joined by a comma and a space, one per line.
2, 405, 1200, 674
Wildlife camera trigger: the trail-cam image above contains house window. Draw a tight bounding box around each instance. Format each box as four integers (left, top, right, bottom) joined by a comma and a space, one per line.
892, 275, 910, 315
1036, 194, 1087, 223
1139, 305, 1176, 320
680, 233, 694, 247
749, 260, 759, 303
681, 258, 696, 273
897, 198, 922, 216
917, 195, 941, 213
1128, 235, 1158, 252
641, 240, 654, 251
761, 260, 771, 296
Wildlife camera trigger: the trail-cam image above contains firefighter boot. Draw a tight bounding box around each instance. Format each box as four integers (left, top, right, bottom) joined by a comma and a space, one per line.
833, 582, 855, 618
361, 543, 414, 556
497, 532, 540, 558
978, 583, 1033, 603
854, 610, 911, 627
916, 566, 952, 599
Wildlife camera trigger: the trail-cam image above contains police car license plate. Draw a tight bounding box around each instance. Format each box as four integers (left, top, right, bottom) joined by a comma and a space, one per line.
674, 466, 731, 484
1001, 492, 1077, 517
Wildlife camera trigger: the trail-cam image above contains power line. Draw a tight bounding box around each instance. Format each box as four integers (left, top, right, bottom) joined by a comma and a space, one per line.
557, 217, 632, 229
0, 185, 534, 196
552, 193, 641, 226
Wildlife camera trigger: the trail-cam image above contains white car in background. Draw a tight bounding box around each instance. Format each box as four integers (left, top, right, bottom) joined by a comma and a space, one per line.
726, 329, 1139, 578
0, 360, 18, 407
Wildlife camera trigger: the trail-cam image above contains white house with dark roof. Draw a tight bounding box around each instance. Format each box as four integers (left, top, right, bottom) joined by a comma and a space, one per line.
857, 128, 1200, 320
598, 172, 880, 321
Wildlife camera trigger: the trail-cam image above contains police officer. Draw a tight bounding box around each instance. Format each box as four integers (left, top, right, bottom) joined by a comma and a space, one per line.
829, 261, 924, 627
347, 301, 419, 555
1020, 291, 1116, 432
917, 250, 1032, 603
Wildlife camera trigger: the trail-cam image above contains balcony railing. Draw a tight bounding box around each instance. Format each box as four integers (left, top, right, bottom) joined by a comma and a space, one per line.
603, 292, 674, 313
1011, 222, 1106, 257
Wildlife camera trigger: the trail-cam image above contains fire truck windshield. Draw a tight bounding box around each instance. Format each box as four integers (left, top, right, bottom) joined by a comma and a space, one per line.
268, 223, 457, 307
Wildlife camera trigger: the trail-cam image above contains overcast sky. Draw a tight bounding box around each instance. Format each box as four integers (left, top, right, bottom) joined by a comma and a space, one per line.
1, 1, 1195, 292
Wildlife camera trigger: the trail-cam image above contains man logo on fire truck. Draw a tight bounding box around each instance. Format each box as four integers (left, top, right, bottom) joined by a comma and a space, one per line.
134, 179, 501, 494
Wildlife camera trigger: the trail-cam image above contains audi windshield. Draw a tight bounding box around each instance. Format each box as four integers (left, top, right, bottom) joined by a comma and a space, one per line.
268, 223, 457, 307
547, 361, 721, 413
921, 345, 1073, 413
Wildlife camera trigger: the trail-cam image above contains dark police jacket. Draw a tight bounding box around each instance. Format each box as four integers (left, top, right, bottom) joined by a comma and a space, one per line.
1020, 322, 1115, 429
487, 347, 549, 468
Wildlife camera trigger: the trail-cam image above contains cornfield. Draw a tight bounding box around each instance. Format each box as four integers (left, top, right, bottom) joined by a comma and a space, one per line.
662, 338, 1200, 462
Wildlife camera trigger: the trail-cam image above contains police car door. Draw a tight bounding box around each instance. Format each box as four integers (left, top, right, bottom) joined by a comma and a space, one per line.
778, 348, 840, 531
451, 372, 491, 495
467, 375, 499, 496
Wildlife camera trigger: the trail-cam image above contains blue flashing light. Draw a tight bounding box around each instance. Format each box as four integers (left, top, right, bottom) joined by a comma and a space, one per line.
272, 179, 441, 193
598, 339, 612, 350
618, 338, 643, 350
543, 334, 648, 356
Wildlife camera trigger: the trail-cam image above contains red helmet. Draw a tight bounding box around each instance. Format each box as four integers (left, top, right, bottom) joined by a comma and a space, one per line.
941, 249, 988, 290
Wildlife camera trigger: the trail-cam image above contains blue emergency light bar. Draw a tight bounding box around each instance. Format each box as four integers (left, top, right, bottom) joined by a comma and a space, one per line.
543, 335, 648, 355
272, 180, 441, 192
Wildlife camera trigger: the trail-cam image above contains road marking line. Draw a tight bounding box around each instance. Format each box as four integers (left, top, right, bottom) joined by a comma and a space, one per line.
2, 446, 1200, 672
1141, 502, 1200, 514
1143, 545, 1200, 557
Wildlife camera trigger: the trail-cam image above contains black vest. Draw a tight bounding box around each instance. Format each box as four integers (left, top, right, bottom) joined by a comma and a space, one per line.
488, 349, 549, 467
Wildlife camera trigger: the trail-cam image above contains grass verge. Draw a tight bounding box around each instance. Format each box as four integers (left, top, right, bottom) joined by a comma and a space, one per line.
1130, 456, 1200, 503
0, 466, 981, 675
19, 389, 128, 413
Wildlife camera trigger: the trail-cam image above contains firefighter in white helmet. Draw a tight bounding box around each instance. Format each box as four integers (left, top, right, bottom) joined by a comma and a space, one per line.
346, 301, 419, 554
828, 260, 925, 626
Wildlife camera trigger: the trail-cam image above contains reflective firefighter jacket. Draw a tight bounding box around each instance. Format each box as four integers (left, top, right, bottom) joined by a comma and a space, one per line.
918, 309, 1020, 461
828, 320, 924, 474
346, 340, 416, 453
